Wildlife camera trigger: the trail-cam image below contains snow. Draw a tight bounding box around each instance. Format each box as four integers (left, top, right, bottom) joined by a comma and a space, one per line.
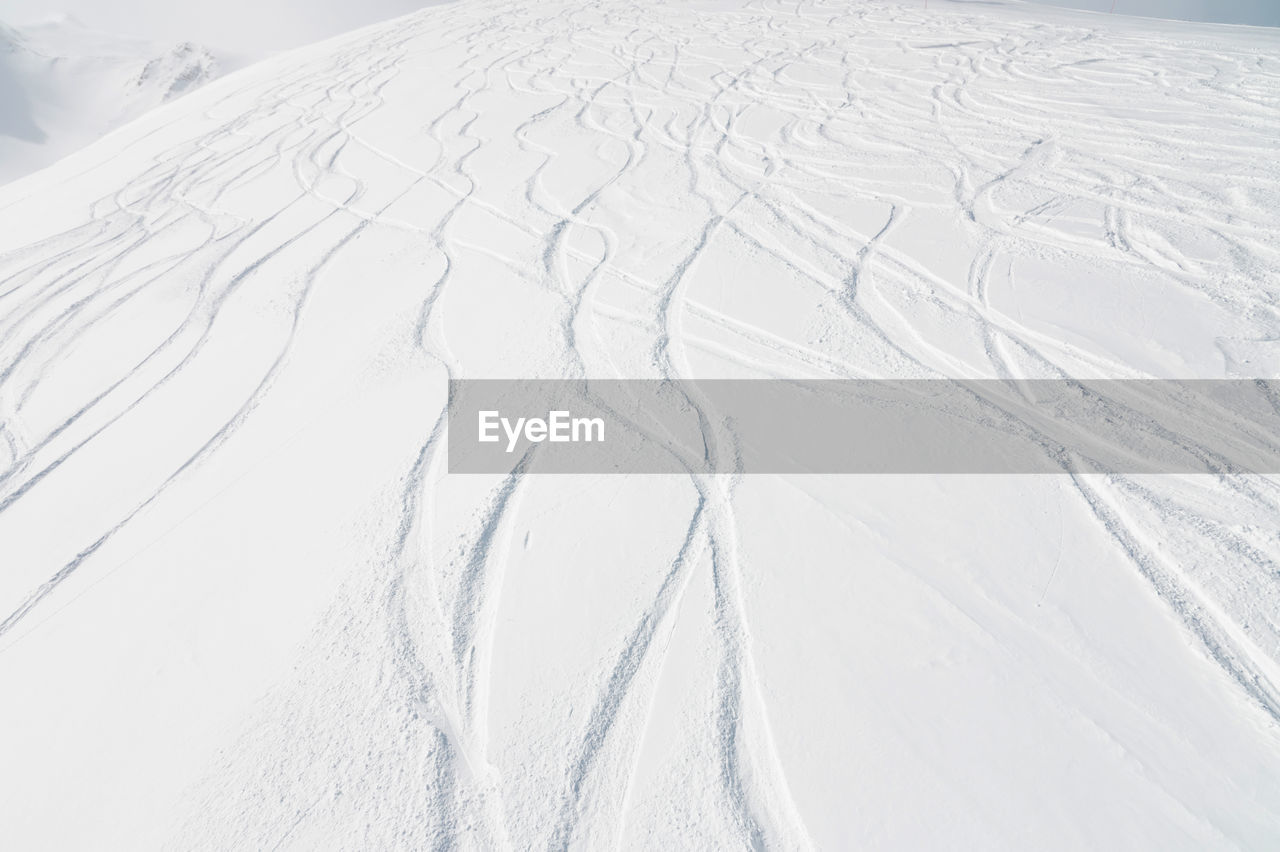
0, 15, 230, 185
1, 0, 1279, 848
1025, 0, 1280, 28
0, 2, 460, 187
0, 1, 453, 54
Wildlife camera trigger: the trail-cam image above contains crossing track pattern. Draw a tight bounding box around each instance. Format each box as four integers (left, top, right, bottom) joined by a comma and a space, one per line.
1, 1, 1279, 848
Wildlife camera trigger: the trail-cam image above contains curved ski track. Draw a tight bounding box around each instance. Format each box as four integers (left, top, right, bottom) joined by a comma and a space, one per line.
1, 0, 1279, 849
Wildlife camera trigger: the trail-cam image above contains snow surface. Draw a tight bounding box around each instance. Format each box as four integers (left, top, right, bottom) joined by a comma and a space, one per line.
1, 0, 1279, 848
1028, 0, 1280, 28
0, 15, 229, 186
0, 0, 454, 55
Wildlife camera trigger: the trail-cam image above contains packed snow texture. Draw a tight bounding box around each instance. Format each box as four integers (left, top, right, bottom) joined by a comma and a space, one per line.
0, 15, 225, 185
1, 0, 1279, 849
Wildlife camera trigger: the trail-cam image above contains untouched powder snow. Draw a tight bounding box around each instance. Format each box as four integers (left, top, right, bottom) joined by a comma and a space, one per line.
1, 0, 1279, 848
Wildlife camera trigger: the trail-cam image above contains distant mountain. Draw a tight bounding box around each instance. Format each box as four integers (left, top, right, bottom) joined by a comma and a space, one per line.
0, 15, 232, 185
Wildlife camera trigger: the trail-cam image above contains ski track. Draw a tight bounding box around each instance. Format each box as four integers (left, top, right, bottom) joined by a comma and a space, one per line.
1, 0, 1279, 848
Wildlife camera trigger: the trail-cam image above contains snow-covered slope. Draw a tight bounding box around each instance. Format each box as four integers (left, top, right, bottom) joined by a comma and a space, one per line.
0, 15, 226, 185
1, 0, 1279, 848
1028, 0, 1280, 28
0, 0, 453, 55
